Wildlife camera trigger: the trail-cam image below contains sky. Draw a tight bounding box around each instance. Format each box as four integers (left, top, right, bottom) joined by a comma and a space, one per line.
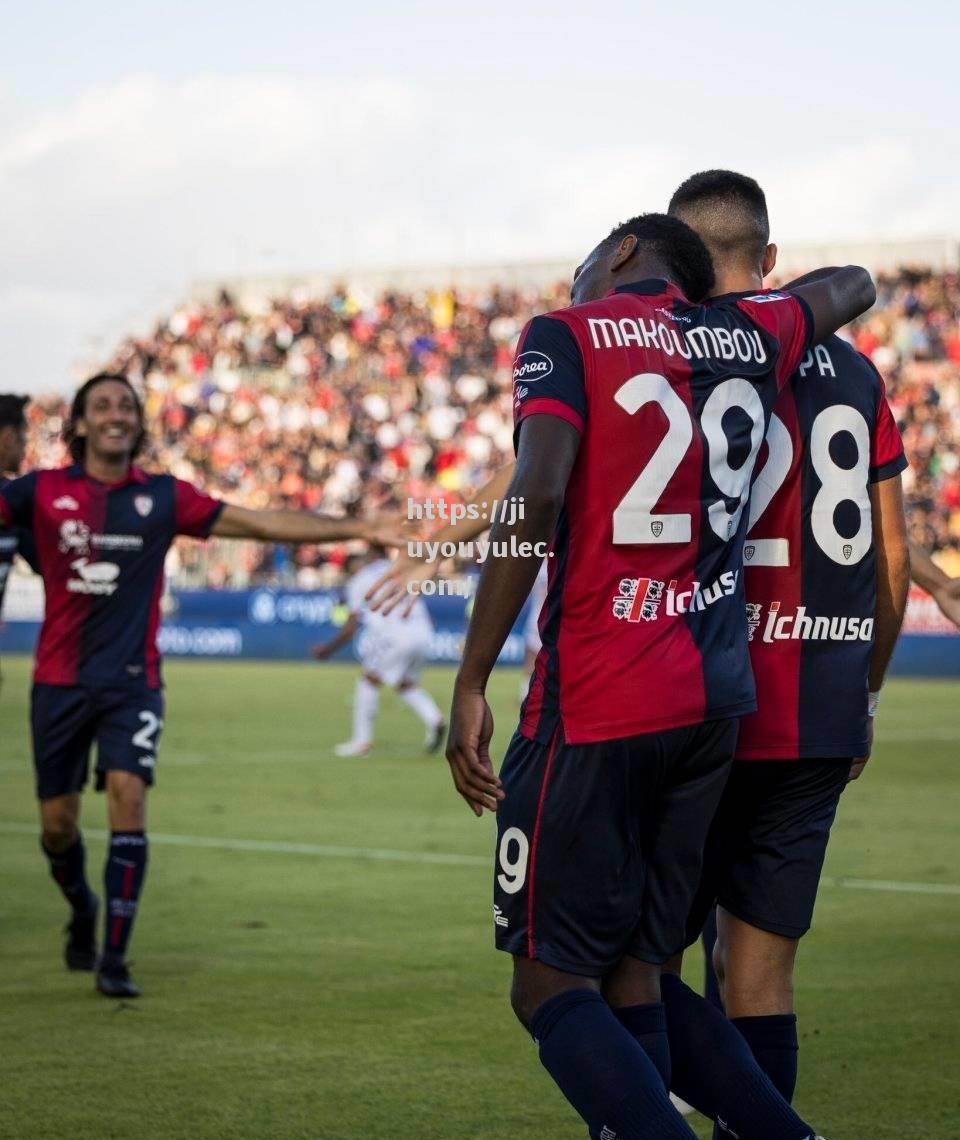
2, 0, 958, 392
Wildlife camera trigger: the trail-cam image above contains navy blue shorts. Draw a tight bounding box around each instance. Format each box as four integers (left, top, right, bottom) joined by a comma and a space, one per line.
686, 757, 852, 942
493, 718, 738, 975
31, 683, 165, 801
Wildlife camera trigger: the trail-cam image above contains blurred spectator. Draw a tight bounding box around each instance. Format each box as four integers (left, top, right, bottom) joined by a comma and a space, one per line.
22, 269, 960, 586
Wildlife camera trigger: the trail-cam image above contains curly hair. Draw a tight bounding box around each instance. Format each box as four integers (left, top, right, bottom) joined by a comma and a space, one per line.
63, 373, 147, 463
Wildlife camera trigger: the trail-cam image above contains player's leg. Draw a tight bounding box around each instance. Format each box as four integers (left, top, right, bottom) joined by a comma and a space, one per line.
336, 656, 382, 756
394, 642, 444, 751
713, 911, 800, 1103
93, 687, 164, 997
701, 906, 723, 1010
497, 729, 697, 1140
625, 720, 820, 1140
710, 758, 852, 1106
31, 683, 99, 970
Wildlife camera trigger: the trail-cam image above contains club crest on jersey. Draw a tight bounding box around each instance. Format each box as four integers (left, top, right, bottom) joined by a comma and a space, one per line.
612, 577, 664, 622
58, 519, 91, 555
746, 603, 763, 641
650, 521, 664, 538
513, 351, 553, 383
134, 495, 154, 518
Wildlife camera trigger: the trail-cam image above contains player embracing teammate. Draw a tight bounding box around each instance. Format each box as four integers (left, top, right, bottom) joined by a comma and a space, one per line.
0, 373, 399, 997
445, 211, 875, 1140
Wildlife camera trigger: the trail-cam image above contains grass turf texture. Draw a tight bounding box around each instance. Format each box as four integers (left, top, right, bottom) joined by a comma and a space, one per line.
0, 657, 957, 1139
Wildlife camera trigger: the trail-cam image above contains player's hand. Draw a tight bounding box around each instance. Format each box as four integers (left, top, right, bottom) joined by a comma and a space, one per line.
361, 514, 407, 550
848, 719, 874, 781
312, 643, 334, 660
365, 551, 441, 618
932, 577, 960, 629
446, 682, 502, 817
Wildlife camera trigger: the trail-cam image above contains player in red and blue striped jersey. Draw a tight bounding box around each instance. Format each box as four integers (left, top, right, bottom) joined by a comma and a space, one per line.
653, 171, 911, 1136
0, 395, 38, 654
446, 212, 874, 1140
0, 373, 400, 998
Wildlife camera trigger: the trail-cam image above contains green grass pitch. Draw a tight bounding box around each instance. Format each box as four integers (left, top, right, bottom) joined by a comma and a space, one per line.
0, 657, 957, 1139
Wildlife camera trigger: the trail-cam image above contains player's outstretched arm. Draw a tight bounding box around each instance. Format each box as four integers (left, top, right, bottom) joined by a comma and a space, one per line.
909, 542, 960, 629
850, 475, 910, 781
211, 505, 403, 547
787, 265, 876, 343
312, 613, 360, 660
366, 461, 517, 617
447, 418, 578, 817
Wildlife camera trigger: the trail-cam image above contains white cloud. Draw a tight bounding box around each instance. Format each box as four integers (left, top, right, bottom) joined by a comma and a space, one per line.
1, 72, 957, 393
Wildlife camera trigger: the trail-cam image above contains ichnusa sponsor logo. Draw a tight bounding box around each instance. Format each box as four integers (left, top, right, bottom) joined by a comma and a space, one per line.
753, 601, 874, 642
513, 351, 553, 382
53, 495, 80, 511
665, 571, 739, 615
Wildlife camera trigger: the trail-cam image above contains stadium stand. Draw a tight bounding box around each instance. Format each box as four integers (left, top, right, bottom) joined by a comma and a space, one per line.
17, 267, 960, 588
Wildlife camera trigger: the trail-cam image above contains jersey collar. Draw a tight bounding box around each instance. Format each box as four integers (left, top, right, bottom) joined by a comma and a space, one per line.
67, 463, 149, 486
609, 278, 686, 300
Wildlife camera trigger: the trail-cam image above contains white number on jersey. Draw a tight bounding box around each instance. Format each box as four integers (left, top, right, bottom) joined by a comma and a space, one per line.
745, 406, 872, 567
612, 374, 765, 545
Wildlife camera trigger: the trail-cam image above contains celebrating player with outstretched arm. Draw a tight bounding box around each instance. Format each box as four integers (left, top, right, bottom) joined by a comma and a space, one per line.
447, 209, 873, 1140
0, 373, 401, 999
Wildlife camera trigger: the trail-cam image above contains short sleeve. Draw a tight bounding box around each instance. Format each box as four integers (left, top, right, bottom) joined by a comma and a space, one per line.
17, 528, 40, 573
735, 291, 814, 388
862, 356, 907, 482
512, 315, 587, 452
174, 479, 224, 537
0, 472, 38, 529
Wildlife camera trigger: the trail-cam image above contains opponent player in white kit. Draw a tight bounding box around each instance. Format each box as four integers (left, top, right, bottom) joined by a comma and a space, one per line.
313, 549, 445, 756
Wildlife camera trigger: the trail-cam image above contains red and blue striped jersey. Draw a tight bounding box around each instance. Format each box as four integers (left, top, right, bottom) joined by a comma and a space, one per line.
736, 335, 906, 759
0, 477, 38, 617
0, 465, 223, 688
514, 279, 813, 744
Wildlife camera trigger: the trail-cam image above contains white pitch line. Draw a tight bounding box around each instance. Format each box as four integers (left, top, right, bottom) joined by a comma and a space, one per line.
0, 822, 958, 895
0, 822, 488, 867
820, 875, 960, 896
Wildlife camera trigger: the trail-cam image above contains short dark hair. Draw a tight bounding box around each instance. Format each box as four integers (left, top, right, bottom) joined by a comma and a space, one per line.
602, 212, 715, 301
667, 170, 769, 266
64, 373, 146, 463
0, 394, 28, 431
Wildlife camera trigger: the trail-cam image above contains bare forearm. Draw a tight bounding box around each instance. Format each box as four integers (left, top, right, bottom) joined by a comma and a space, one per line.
909, 542, 948, 595
429, 463, 516, 547
870, 543, 910, 691
456, 487, 559, 691
214, 505, 368, 543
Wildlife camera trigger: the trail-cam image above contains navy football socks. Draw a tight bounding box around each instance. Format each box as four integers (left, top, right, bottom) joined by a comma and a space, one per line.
102, 831, 148, 966
612, 1001, 671, 1088
41, 833, 96, 915
660, 973, 814, 1140
530, 989, 697, 1140
733, 1014, 799, 1101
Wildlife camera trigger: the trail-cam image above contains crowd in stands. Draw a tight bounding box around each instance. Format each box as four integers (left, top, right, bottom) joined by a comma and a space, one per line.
20, 267, 960, 587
